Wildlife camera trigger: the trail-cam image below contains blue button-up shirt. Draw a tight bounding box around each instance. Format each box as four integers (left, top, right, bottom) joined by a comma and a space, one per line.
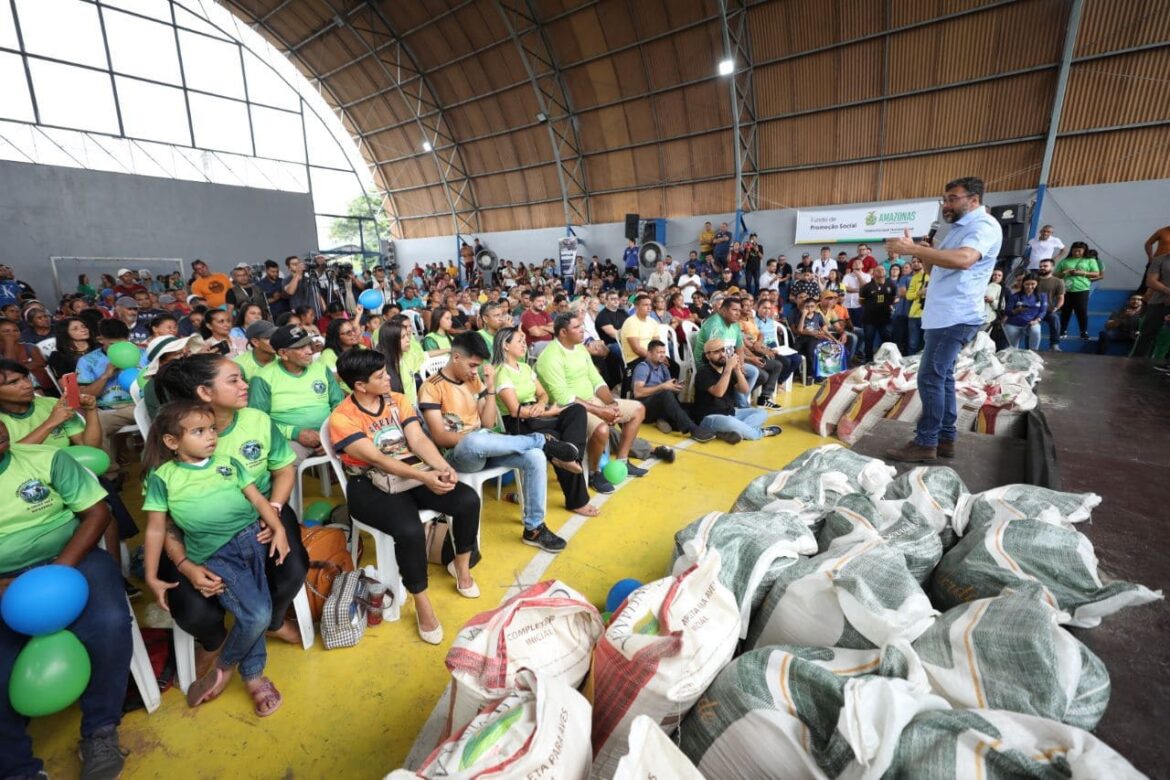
922, 205, 1003, 330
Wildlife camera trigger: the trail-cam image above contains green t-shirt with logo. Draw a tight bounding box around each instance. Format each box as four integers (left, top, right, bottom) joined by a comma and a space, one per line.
247, 359, 345, 440
215, 408, 295, 499
1054, 256, 1101, 294
0, 396, 85, 450
0, 445, 108, 573
693, 314, 744, 363
142, 455, 258, 564
235, 349, 274, 382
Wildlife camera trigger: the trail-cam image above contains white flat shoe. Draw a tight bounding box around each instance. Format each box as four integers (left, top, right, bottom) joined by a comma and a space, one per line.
416, 611, 443, 645
447, 562, 481, 599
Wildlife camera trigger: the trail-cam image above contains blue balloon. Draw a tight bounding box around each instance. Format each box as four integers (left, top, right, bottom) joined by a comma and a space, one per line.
1, 565, 90, 636
605, 578, 643, 614
116, 367, 139, 391
598, 451, 610, 470
358, 289, 385, 310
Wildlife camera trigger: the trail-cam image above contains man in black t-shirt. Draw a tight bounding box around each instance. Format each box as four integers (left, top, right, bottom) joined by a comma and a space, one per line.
689, 291, 713, 323
859, 265, 897, 362
692, 338, 781, 444
594, 290, 629, 346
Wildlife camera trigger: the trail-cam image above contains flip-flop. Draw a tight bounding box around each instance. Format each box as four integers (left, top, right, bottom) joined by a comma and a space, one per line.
186, 665, 231, 708
550, 458, 583, 474
249, 677, 282, 718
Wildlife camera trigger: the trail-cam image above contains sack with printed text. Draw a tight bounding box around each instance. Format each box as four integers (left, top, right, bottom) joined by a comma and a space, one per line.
444, 580, 603, 738
809, 369, 866, 436
913, 585, 1110, 729
746, 540, 937, 651
386, 670, 591, 780
877, 466, 969, 551
931, 517, 1162, 627
612, 715, 703, 780
737, 444, 897, 516
672, 510, 818, 634
587, 551, 740, 779
817, 493, 943, 584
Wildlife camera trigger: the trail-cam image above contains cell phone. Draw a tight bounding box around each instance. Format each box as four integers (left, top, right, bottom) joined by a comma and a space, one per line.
61, 372, 81, 409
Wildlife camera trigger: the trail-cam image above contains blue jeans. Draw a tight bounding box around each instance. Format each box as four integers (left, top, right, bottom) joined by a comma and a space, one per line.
203, 525, 272, 681
1003, 322, 1040, 350
915, 324, 980, 447
739, 363, 760, 407
699, 407, 769, 440
1042, 311, 1061, 348
1, 549, 132, 778
907, 317, 924, 355
446, 430, 546, 530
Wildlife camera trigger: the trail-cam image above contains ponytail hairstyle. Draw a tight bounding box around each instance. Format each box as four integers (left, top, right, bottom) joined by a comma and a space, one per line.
490, 325, 519, 366
155, 353, 230, 404
142, 399, 215, 474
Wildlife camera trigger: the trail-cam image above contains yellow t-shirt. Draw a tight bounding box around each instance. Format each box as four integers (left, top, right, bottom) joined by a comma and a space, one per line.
699, 229, 715, 254
619, 314, 661, 365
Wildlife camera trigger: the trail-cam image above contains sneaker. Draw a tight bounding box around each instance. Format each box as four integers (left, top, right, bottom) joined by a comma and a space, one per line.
689, 427, 715, 443
541, 436, 580, 464
654, 419, 673, 434
589, 471, 615, 494
78, 727, 127, 780
715, 430, 742, 444
762, 425, 783, 437
624, 460, 648, 478
760, 398, 782, 410
522, 524, 567, 553
1153, 364, 1170, 373
652, 445, 675, 463
1080, 333, 1090, 340
123, 577, 141, 600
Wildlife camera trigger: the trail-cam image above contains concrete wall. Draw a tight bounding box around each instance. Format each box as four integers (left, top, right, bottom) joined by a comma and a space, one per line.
394, 179, 1170, 291
0, 160, 317, 302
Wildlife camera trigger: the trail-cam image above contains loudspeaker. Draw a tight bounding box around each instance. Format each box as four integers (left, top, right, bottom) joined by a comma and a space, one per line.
640, 221, 656, 246
990, 204, 1027, 224
990, 203, 1029, 258
624, 213, 640, 241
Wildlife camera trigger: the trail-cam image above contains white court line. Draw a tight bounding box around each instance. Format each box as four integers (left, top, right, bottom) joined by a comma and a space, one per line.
405, 436, 699, 768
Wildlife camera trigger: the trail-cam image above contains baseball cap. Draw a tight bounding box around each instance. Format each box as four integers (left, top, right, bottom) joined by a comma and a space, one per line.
234, 262, 250, 270
139, 269, 151, 276
245, 320, 277, 341
801, 252, 810, 258
269, 325, 311, 350
117, 267, 133, 277
186, 294, 204, 305
821, 290, 837, 300
115, 296, 138, 308
158, 294, 176, 304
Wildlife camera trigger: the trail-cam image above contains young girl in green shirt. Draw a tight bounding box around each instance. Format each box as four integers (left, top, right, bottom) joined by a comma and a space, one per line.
142, 399, 290, 717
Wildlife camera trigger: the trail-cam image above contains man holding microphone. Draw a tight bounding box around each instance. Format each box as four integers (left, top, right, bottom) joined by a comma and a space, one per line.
883, 177, 1002, 462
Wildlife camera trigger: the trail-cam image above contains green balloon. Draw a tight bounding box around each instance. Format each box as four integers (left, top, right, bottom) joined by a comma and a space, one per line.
600, 611, 612, 624
107, 341, 140, 370
602, 458, 628, 485
64, 445, 110, 476
304, 500, 334, 522
8, 630, 92, 718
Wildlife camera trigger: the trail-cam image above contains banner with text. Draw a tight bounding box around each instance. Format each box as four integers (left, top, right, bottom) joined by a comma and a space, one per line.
794, 200, 939, 244
558, 237, 579, 277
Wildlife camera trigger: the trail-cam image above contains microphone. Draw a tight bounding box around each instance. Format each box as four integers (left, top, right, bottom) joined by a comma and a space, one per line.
925, 221, 939, 243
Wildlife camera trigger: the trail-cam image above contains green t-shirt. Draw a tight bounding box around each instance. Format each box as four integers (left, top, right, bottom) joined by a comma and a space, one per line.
495, 361, 538, 416
0, 445, 107, 573
477, 329, 495, 354
247, 359, 345, 440
142, 455, 258, 564
235, 349, 275, 382
693, 314, 744, 363
422, 332, 451, 352
215, 408, 295, 499
534, 339, 605, 405
1054, 256, 1100, 294
0, 396, 85, 450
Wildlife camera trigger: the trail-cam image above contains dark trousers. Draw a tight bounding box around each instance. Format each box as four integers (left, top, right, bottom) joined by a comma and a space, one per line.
346, 476, 479, 594
161, 504, 309, 651
593, 344, 625, 389
1060, 290, 1091, 337
863, 321, 892, 361
754, 356, 792, 397
640, 389, 699, 434
504, 404, 590, 510
1133, 302, 1170, 357
1096, 328, 1134, 355
1, 549, 132, 778
891, 315, 909, 354
99, 476, 138, 540
795, 337, 819, 380
1042, 311, 1061, 347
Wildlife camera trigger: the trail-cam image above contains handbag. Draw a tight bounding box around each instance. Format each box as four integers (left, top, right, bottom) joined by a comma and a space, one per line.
357, 458, 434, 494
320, 570, 385, 650
300, 525, 354, 622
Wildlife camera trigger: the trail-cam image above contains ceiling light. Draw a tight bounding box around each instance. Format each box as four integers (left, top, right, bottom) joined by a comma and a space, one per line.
718, 58, 734, 76
422, 141, 432, 152
536, 112, 548, 123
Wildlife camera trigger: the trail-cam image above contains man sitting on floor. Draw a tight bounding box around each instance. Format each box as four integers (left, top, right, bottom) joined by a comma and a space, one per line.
1097, 294, 1144, 355
692, 296, 759, 408
419, 332, 576, 553
632, 339, 713, 443
536, 313, 655, 494
693, 337, 782, 443
248, 325, 345, 465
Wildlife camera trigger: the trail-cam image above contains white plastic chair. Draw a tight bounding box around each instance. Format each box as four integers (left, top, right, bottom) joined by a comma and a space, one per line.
133, 400, 151, 438
44, 365, 62, 394
418, 353, 449, 381
36, 337, 56, 360
457, 465, 518, 547
291, 453, 333, 521
173, 587, 314, 693
776, 325, 807, 389
406, 309, 425, 337
319, 419, 438, 624
126, 597, 161, 713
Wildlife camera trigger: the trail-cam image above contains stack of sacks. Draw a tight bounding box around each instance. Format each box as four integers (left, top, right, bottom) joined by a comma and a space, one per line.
817, 493, 943, 583
671, 510, 818, 633
588, 551, 740, 779
386, 670, 593, 779
973, 372, 1039, 436
611, 715, 704, 780
731, 444, 897, 519
443, 580, 604, 738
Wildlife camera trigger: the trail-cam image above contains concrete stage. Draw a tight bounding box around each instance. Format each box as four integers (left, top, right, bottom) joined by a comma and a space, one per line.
857, 352, 1168, 775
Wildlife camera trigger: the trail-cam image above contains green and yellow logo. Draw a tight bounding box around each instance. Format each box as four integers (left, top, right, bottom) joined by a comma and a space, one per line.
865, 211, 877, 226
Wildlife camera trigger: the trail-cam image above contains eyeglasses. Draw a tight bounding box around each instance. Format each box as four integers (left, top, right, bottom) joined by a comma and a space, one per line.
940, 193, 973, 204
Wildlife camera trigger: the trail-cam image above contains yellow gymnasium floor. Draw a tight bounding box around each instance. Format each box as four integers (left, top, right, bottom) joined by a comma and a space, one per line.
31, 384, 822, 778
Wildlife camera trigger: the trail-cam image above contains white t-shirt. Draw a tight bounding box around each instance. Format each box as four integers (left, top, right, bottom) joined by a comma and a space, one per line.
759, 271, 779, 291
812, 258, 836, 280
842, 271, 871, 309
678, 273, 703, 302
1027, 236, 1065, 269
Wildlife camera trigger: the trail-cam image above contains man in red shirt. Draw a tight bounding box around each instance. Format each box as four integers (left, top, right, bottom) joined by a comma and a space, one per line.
852, 245, 880, 274
520, 293, 555, 357
113, 267, 146, 298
